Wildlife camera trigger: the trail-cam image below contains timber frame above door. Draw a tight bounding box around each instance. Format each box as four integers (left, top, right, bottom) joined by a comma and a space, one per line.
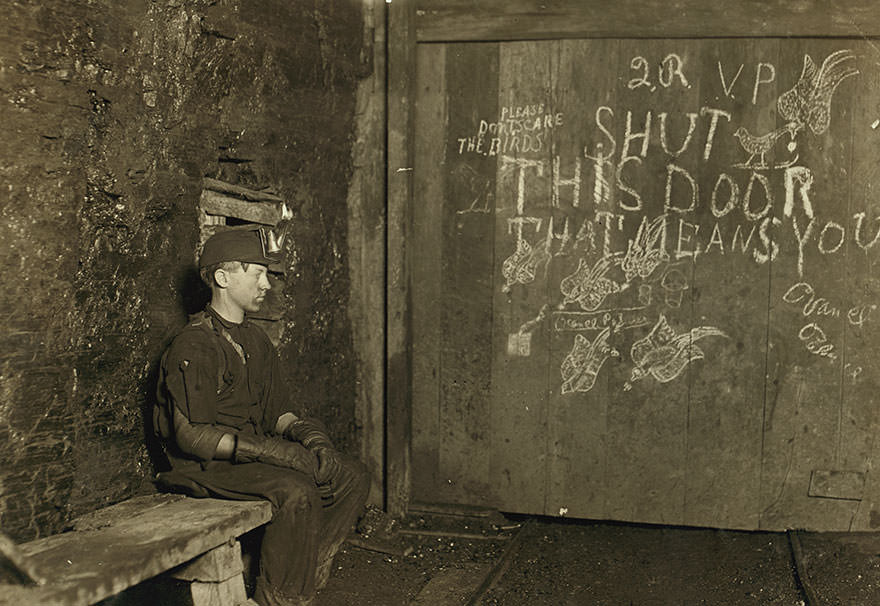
386, 1, 880, 529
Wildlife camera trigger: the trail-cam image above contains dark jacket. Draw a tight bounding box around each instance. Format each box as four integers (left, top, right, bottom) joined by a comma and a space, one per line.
155, 307, 289, 471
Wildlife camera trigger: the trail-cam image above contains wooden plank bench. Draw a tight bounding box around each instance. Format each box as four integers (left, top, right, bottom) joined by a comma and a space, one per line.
0, 494, 272, 606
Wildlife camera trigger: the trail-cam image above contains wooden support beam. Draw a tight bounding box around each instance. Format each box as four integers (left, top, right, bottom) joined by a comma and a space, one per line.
415, 0, 880, 41
348, 0, 389, 510
199, 190, 283, 226
203, 178, 284, 202
386, 0, 416, 517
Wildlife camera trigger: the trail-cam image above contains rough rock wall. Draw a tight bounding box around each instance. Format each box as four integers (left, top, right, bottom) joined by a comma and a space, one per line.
0, 0, 369, 542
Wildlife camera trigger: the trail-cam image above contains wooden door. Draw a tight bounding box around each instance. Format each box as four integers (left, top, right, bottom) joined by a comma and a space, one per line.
408, 34, 880, 531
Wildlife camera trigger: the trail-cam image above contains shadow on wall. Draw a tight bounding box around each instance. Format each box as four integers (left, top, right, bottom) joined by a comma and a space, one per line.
180, 266, 212, 317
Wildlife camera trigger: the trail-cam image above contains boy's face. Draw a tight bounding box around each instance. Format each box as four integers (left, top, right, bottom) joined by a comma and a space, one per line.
219, 263, 271, 314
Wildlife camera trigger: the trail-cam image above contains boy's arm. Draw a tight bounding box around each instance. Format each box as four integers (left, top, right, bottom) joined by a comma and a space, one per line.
171, 405, 234, 460
173, 405, 316, 475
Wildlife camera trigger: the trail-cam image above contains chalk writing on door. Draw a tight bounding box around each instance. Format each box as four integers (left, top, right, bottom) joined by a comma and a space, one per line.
451, 47, 869, 392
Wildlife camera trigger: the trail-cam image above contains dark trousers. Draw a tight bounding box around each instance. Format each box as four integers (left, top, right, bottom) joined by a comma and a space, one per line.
166, 454, 369, 605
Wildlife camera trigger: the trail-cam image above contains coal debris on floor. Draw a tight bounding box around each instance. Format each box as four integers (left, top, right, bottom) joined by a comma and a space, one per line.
315, 509, 880, 606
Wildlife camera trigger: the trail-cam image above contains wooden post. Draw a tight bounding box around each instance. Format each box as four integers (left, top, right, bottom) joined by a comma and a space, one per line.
347, 0, 389, 510
386, 0, 416, 517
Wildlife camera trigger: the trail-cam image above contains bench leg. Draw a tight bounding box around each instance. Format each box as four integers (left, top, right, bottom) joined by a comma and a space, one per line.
171, 539, 249, 606
189, 576, 248, 606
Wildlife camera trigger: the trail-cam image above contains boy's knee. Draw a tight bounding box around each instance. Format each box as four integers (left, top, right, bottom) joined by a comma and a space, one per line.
351, 460, 370, 497
344, 456, 368, 480
275, 476, 321, 514
338, 456, 370, 498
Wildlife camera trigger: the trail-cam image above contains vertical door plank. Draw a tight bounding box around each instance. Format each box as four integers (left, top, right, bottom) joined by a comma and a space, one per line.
847, 41, 880, 531
761, 39, 859, 530
543, 38, 620, 520
437, 42, 500, 505
489, 41, 555, 514
683, 38, 774, 529
412, 43, 447, 501
601, 39, 692, 526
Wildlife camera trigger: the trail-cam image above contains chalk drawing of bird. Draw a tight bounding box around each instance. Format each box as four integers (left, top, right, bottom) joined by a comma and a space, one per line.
626, 315, 727, 388
560, 254, 627, 311
561, 326, 619, 394
502, 238, 550, 292
620, 215, 669, 282
777, 49, 859, 135
732, 122, 799, 169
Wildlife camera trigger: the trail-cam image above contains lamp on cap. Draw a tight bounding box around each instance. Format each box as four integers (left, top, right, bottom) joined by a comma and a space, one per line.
199, 227, 282, 269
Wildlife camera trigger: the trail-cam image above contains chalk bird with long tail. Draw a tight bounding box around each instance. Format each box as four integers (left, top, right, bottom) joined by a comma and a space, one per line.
732, 122, 800, 169
777, 48, 859, 135
625, 315, 727, 389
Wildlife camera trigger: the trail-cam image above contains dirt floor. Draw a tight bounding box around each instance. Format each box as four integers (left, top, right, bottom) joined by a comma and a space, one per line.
315, 504, 516, 606
100, 503, 880, 605
314, 505, 880, 606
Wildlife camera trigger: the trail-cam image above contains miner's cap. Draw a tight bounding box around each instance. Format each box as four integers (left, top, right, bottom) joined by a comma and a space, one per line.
199, 228, 281, 269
